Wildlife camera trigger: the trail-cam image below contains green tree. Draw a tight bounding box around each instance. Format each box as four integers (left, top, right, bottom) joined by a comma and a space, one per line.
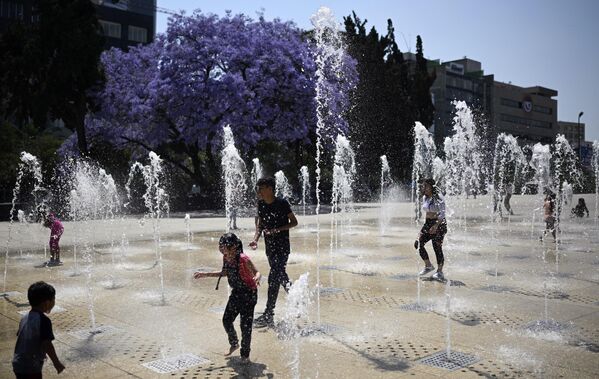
343, 13, 436, 197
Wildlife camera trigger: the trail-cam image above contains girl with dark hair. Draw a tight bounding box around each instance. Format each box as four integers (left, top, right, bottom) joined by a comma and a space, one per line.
193, 233, 261, 363
415, 179, 448, 280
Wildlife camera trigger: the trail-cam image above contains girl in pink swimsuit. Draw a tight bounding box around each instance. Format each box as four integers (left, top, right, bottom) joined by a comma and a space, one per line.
43, 213, 64, 266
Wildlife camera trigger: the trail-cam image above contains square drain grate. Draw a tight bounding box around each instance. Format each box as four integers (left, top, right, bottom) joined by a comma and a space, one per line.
418, 350, 479, 371
399, 302, 432, 312
142, 353, 210, 373
319, 287, 345, 294
69, 325, 120, 339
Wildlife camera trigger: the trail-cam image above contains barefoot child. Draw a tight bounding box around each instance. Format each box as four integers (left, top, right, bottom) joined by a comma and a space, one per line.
13, 281, 65, 378
193, 233, 261, 363
43, 213, 64, 266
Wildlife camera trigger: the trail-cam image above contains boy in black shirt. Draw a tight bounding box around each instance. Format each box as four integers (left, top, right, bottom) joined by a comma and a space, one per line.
13, 281, 65, 378
250, 177, 298, 327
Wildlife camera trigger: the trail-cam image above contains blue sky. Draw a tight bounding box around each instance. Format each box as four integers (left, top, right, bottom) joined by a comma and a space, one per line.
156, 0, 599, 141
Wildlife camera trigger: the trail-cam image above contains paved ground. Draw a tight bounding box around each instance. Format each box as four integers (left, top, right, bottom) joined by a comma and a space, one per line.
1, 194, 598, 378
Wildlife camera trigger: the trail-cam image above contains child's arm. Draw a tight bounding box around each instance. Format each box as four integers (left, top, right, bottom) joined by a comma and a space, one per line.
250, 217, 263, 249
193, 270, 225, 279
42, 340, 65, 374
245, 259, 261, 286
264, 212, 298, 235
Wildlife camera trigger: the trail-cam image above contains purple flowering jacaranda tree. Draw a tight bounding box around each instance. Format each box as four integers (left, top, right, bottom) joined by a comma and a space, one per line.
81, 12, 329, 188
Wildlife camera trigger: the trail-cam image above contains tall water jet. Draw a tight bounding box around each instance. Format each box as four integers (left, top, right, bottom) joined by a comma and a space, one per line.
279, 273, 312, 379
412, 122, 437, 221
379, 155, 394, 234
126, 152, 169, 304
275, 170, 293, 200
492, 133, 526, 219
4, 152, 44, 292
251, 158, 263, 191
310, 6, 352, 324
331, 135, 356, 216
527, 143, 552, 242
299, 166, 310, 216
68, 159, 121, 326
184, 214, 192, 250
432, 157, 446, 193
380, 155, 392, 202
443, 101, 485, 224
221, 126, 248, 232
592, 141, 599, 228
553, 135, 582, 227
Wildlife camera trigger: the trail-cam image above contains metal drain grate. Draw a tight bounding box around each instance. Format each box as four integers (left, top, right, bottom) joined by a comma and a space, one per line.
418, 350, 479, 370
319, 288, 407, 307
399, 303, 432, 312
388, 274, 415, 281
477, 285, 514, 293
142, 353, 210, 373
431, 310, 525, 328
319, 287, 345, 294
69, 325, 120, 339
523, 320, 571, 333
353, 337, 434, 361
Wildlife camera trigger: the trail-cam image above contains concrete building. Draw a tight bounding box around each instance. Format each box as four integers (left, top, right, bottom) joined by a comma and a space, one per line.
490, 83, 558, 145
427, 58, 494, 146
558, 120, 585, 150
0, 0, 156, 50
427, 57, 559, 147
92, 0, 156, 50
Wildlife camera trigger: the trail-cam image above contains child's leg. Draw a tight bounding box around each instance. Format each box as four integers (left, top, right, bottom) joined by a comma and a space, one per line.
222, 296, 240, 350
239, 293, 257, 358
50, 237, 61, 261
418, 233, 434, 266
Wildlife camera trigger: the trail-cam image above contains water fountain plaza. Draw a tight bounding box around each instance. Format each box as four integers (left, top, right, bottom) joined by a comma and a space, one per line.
0, 192, 598, 378
1, 6, 598, 379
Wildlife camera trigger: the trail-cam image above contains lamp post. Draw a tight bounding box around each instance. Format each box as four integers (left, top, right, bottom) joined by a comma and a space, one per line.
577, 111, 584, 161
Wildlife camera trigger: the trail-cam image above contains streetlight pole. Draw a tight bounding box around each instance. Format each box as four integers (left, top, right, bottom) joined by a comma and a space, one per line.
577, 111, 584, 161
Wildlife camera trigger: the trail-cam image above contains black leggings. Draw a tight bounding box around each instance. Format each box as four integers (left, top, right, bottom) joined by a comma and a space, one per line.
223, 289, 257, 358
264, 250, 291, 317
419, 219, 447, 267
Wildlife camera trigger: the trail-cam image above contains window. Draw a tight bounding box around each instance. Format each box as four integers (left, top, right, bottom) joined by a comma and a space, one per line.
532, 104, 552, 114
128, 25, 148, 43
500, 98, 520, 108
500, 113, 552, 129
99, 20, 122, 38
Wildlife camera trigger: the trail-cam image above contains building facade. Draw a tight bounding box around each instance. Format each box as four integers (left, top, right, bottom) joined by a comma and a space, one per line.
558, 121, 585, 150
427, 58, 494, 146
0, 0, 156, 50
92, 0, 156, 50
427, 57, 559, 147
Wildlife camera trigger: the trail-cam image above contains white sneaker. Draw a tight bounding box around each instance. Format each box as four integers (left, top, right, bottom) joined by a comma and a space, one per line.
432, 271, 444, 281
418, 266, 435, 276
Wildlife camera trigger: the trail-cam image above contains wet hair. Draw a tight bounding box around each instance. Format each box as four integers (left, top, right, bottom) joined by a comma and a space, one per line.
421, 178, 439, 199
256, 177, 276, 191
219, 233, 243, 254
578, 198, 585, 205
28, 281, 55, 307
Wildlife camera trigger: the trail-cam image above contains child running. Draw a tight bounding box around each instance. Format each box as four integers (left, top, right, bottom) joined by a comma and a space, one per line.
571, 198, 589, 218
415, 178, 448, 281
541, 192, 557, 241
43, 213, 64, 266
193, 233, 261, 364
13, 281, 65, 378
